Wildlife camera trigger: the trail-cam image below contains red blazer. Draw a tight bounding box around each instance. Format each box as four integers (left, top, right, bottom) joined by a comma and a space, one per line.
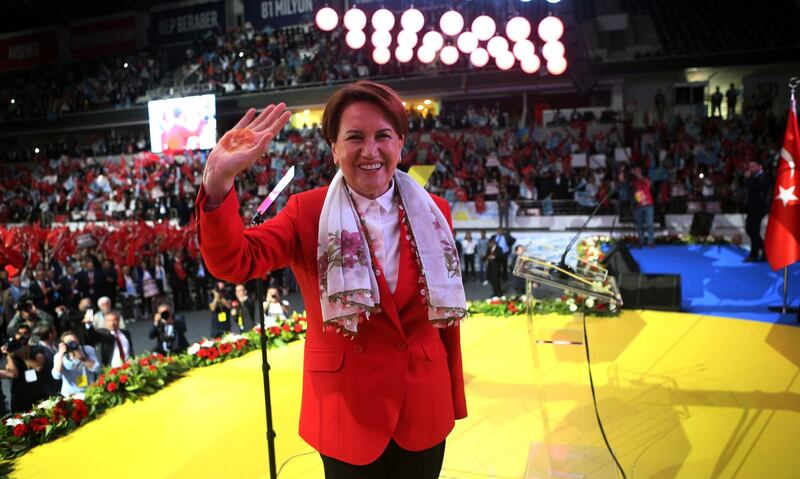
196, 186, 467, 465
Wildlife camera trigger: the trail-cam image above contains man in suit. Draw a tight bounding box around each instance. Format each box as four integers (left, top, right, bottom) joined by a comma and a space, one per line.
56, 263, 80, 310
84, 310, 134, 367
743, 160, 771, 262
28, 266, 55, 314
148, 303, 189, 355
491, 227, 516, 281
76, 258, 104, 303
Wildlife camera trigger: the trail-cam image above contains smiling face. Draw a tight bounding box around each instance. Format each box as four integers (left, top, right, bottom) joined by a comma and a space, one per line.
332, 101, 404, 199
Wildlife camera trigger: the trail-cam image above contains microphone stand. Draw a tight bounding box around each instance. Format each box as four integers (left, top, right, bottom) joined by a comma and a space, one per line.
251, 214, 278, 479
556, 189, 614, 275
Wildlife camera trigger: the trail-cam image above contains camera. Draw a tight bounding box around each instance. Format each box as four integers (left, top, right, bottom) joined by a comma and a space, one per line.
160, 310, 171, 320
4, 337, 23, 354
16, 300, 33, 312
65, 341, 80, 353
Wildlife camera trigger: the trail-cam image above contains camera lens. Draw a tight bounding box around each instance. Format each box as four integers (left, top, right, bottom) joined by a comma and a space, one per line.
160, 311, 171, 320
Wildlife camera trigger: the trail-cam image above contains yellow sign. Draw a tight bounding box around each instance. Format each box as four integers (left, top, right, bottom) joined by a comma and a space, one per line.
408, 165, 436, 188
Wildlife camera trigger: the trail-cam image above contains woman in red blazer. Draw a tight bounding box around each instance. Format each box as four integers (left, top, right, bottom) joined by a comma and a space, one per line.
197, 81, 467, 478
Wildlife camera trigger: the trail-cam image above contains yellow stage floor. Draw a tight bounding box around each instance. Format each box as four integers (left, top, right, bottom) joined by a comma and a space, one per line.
10, 311, 800, 479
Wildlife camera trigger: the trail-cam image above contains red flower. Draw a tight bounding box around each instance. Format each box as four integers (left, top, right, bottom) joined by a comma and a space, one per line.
12, 424, 28, 437
139, 358, 150, 367
282, 323, 291, 332
294, 324, 303, 333
30, 417, 49, 433
119, 374, 129, 384
71, 399, 88, 422
51, 406, 68, 422
207, 347, 220, 360
106, 382, 118, 393
109, 367, 119, 375
97, 374, 105, 386
148, 365, 157, 372
269, 326, 281, 336
219, 343, 232, 354
490, 299, 502, 305
197, 348, 208, 358
120, 363, 130, 370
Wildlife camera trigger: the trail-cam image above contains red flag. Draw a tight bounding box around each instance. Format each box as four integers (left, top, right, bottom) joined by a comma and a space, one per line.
765, 107, 800, 270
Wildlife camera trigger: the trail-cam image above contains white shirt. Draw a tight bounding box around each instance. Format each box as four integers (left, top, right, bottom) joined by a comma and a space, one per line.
350, 183, 400, 294
110, 330, 131, 368
463, 238, 476, 255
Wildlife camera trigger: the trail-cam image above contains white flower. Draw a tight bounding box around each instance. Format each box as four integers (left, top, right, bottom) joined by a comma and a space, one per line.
201, 340, 215, 348
221, 334, 243, 344
187, 343, 201, 355
4, 417, 23, 427
569, 303, 578, 312
37, 398, 58, 410
566, 297, 576, 305
500, 296, 507, 301
585, 298, 596, 308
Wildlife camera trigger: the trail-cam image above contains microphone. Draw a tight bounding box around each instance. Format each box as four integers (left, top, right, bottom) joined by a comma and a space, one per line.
553, 186, 615, 277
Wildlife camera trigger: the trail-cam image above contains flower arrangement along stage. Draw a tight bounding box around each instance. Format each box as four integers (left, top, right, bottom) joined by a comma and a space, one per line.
0, 314, 308, 460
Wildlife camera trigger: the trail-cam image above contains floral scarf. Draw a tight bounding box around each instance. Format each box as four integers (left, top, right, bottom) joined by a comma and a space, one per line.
317, 169, 467, 335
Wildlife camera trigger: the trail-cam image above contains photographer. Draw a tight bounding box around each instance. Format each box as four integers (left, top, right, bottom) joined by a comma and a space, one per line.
5, 295, 55, 343
1, 325, 53, 412
52, 330, 101, 396
263, 287, 290, 327
148, 303, 188, 355
208, 281, 233, 337
231, 284, 255, 333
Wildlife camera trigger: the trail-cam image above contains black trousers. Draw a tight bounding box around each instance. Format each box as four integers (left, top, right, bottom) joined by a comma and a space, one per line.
320, 439, 445, 479
745, 213, 765, 257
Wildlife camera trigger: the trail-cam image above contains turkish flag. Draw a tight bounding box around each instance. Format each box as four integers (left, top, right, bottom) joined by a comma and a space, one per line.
764, 107, 800, 270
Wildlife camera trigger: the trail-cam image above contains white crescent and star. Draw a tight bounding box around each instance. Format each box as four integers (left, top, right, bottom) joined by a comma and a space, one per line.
781, 147, 796, 179
776, 185, 798, 207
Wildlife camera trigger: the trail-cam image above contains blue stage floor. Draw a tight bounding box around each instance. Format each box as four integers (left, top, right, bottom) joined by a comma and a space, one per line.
628, 245, 800, 325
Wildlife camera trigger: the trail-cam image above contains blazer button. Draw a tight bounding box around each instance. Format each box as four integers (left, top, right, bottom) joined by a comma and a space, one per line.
395, 342, 407, 352
354, 344, 364, 353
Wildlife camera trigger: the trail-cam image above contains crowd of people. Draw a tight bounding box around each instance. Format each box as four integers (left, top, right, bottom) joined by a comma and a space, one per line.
0, 102, 786, 228
1, 51, 160, 122
0, 17, 467, 122
0, 226, 300, 415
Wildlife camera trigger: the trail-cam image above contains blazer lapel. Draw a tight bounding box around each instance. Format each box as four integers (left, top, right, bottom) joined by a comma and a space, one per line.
372, 262, 405, 338
391, 224, 418, 314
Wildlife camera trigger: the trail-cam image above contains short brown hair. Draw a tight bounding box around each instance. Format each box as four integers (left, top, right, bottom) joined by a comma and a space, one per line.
321, 81, 408, 145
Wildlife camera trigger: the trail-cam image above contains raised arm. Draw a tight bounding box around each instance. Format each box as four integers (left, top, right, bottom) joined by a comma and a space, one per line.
197, 103, 299, 283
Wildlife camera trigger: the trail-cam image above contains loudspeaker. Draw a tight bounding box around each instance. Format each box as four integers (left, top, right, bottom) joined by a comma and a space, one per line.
601, 243, 641, 276
618, 273, 682, 311
690, 213, 714, 237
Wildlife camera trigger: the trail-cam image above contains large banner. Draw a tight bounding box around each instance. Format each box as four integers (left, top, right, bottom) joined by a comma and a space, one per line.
0, 29, 59, 72
69, 15, 139, 62
151, 1, 225, 46
244, 0, 315, 29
